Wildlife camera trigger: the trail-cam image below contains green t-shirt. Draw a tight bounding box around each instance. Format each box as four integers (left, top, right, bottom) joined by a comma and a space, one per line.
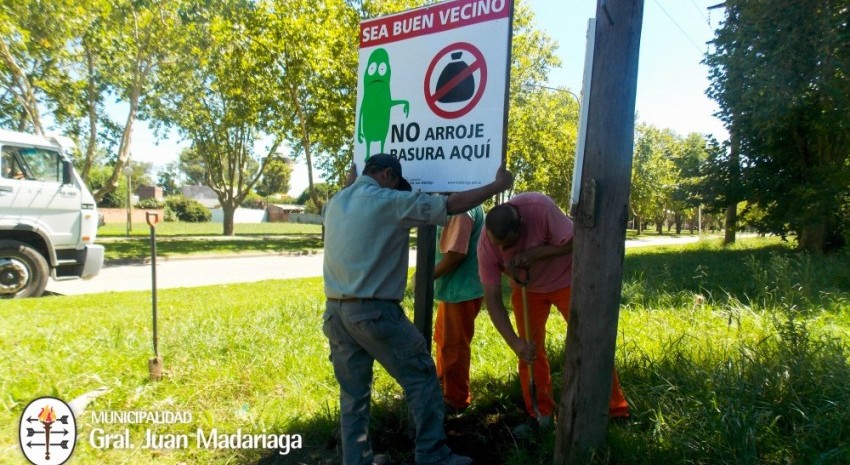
434, 205, 484, 303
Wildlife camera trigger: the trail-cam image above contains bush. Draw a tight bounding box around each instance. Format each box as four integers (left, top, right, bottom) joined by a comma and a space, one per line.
241, 192, 267, 210
165, 196, 211, 222
265, 193, 296, 204
135, 198, 165, 209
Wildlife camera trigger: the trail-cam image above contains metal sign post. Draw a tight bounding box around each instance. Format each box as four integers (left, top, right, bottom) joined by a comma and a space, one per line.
146, 212, 163, 381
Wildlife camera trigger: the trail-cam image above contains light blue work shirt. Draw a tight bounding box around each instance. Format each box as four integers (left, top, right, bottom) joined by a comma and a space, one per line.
323, 175, 448, 301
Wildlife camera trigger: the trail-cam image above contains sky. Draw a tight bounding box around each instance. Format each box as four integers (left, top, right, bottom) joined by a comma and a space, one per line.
126, 0, 729, 196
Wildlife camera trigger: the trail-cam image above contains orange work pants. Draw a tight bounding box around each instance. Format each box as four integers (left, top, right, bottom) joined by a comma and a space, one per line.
434, 297, 482, 409
511, 286, 630, 418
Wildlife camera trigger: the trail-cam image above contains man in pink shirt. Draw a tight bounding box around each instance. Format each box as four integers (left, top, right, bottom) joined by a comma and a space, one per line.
477, 192, 629, 427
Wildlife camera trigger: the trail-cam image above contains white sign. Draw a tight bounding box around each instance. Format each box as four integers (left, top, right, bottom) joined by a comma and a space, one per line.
355, 0, 513, 192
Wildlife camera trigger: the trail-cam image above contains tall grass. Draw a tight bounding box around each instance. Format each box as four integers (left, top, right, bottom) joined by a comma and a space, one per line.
1, 237, 848, 464
610, 238, 850, 465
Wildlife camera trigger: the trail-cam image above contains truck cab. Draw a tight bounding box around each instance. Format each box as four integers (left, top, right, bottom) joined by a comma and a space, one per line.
0, 129, 104, 298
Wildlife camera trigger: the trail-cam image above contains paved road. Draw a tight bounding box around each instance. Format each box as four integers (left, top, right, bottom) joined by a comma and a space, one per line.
45, 235, 700, 296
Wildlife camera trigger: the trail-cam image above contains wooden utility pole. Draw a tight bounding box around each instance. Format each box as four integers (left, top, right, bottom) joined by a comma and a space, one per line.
554, 1, 644, 464
413, 225, 437, 349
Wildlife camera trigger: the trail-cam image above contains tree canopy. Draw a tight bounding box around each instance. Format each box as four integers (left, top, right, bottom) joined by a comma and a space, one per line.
705, 0, 850, 252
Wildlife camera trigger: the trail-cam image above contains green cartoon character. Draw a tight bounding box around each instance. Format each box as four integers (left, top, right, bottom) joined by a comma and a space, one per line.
358, 48, 409, 159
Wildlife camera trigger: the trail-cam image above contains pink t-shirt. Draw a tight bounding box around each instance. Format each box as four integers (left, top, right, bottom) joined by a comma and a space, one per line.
477, 193, 574, 293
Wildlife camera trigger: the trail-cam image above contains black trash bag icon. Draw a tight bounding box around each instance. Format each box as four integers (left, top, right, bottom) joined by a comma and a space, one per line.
436, 51, 475, 103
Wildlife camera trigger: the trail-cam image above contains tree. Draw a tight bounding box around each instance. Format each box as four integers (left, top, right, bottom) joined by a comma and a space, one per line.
630, 124, 678, 233
509, 87, 578, 209
0, 0, 81, 134
156, 161, 182, 196
0, 0, 183, 204
255, 156, 292, 197
151, 0, 285, 235
506, 1, 575, 209
690, 136, 746, 242
705, 0, 850, 252
264, 0, 361, 207
177, 147, 207, 186
296, 183, 332, 207
76, 0, 182, 201
670, 132, 709, 234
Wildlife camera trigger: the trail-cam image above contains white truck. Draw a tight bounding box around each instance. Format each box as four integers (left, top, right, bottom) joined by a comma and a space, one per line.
0, 129, 104, 298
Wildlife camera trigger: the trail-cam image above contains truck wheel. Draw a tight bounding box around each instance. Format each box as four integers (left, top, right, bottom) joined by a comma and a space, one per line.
0, 240, 49, 298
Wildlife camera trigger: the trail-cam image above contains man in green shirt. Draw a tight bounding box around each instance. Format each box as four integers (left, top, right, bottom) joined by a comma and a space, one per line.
433, 205, 485, 413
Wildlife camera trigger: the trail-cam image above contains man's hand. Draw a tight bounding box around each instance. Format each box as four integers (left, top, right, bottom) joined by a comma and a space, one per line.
494, 162, 514, 192
344, 163, 358, 187
510, 250, 536, 272
511, 338, 537, 364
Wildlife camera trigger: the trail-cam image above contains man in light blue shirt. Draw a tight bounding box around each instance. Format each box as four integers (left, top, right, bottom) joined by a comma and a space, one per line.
322, 154, 512, 465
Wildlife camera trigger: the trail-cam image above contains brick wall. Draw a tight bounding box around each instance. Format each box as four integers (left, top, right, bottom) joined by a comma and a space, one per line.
99, 208, 165, 225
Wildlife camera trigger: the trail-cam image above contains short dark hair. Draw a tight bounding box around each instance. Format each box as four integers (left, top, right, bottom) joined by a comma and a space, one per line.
485, 203, 520, 240
363, 163, 390, 176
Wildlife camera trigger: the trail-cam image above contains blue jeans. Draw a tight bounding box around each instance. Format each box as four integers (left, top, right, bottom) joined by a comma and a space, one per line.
323, 299, 451, 465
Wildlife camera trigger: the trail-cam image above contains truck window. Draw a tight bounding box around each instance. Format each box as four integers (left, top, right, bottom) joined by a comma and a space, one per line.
1, 146, 61, 182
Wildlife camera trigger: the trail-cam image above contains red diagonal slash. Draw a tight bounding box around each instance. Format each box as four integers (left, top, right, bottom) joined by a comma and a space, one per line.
431, 58, 482, 102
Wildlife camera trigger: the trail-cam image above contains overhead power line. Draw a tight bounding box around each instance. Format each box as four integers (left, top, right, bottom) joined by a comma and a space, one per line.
653, 0, 704, 54
688, 0, 710, 24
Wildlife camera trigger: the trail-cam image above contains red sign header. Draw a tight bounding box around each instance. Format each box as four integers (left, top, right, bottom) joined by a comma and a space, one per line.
360, 0, 510, 48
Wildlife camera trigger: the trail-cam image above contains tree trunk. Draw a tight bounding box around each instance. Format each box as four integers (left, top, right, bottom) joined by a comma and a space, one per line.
92, 81, 139, 203
723, 203, 737, 245
799, 221, 827, 254
675, 212, 682, 234
555, 2, 644, 463
222, 202, 236, 236
289, 85, 324, 212
723, 136, 739, 245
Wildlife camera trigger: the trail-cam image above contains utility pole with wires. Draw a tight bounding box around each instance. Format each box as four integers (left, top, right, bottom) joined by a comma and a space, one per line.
554, 1, 645, 463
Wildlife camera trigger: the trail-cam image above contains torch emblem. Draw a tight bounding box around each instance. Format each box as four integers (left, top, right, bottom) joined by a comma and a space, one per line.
18, 397, 76, 465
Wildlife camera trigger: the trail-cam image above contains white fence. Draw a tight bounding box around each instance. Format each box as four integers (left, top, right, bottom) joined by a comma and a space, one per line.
210, 208, 267, 223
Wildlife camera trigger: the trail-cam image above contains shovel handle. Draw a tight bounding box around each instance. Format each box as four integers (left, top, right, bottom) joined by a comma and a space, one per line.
146, 212, 160, 227
513, 266, 541, 418
509, 262, 530, 287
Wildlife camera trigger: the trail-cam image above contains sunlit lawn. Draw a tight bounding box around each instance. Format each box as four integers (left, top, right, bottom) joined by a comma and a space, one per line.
2, 237, 848, 464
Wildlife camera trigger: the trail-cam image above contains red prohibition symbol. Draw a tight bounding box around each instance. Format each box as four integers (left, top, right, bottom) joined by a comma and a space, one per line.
424, 42, 488, 119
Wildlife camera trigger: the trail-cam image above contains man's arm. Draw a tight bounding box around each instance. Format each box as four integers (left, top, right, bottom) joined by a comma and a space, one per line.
446, 163, 513, 215
434, 214, 473, 279
435, 251, 466, 279
510, 237, 574, 270
483, 283, 536, 363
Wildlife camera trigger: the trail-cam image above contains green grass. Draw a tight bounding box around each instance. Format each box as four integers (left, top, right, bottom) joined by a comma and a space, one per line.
96, 223, 324, 262
99, 235, 325, 262
1, 237, 849, 464
98, 222, 323, 237
93, 222, 706, 263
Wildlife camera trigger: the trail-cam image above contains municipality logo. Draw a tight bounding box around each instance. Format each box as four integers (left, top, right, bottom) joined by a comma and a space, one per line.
18, 397, 77, 465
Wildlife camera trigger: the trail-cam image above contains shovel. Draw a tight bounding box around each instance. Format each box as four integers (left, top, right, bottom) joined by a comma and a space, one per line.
511, 265, 542, 420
